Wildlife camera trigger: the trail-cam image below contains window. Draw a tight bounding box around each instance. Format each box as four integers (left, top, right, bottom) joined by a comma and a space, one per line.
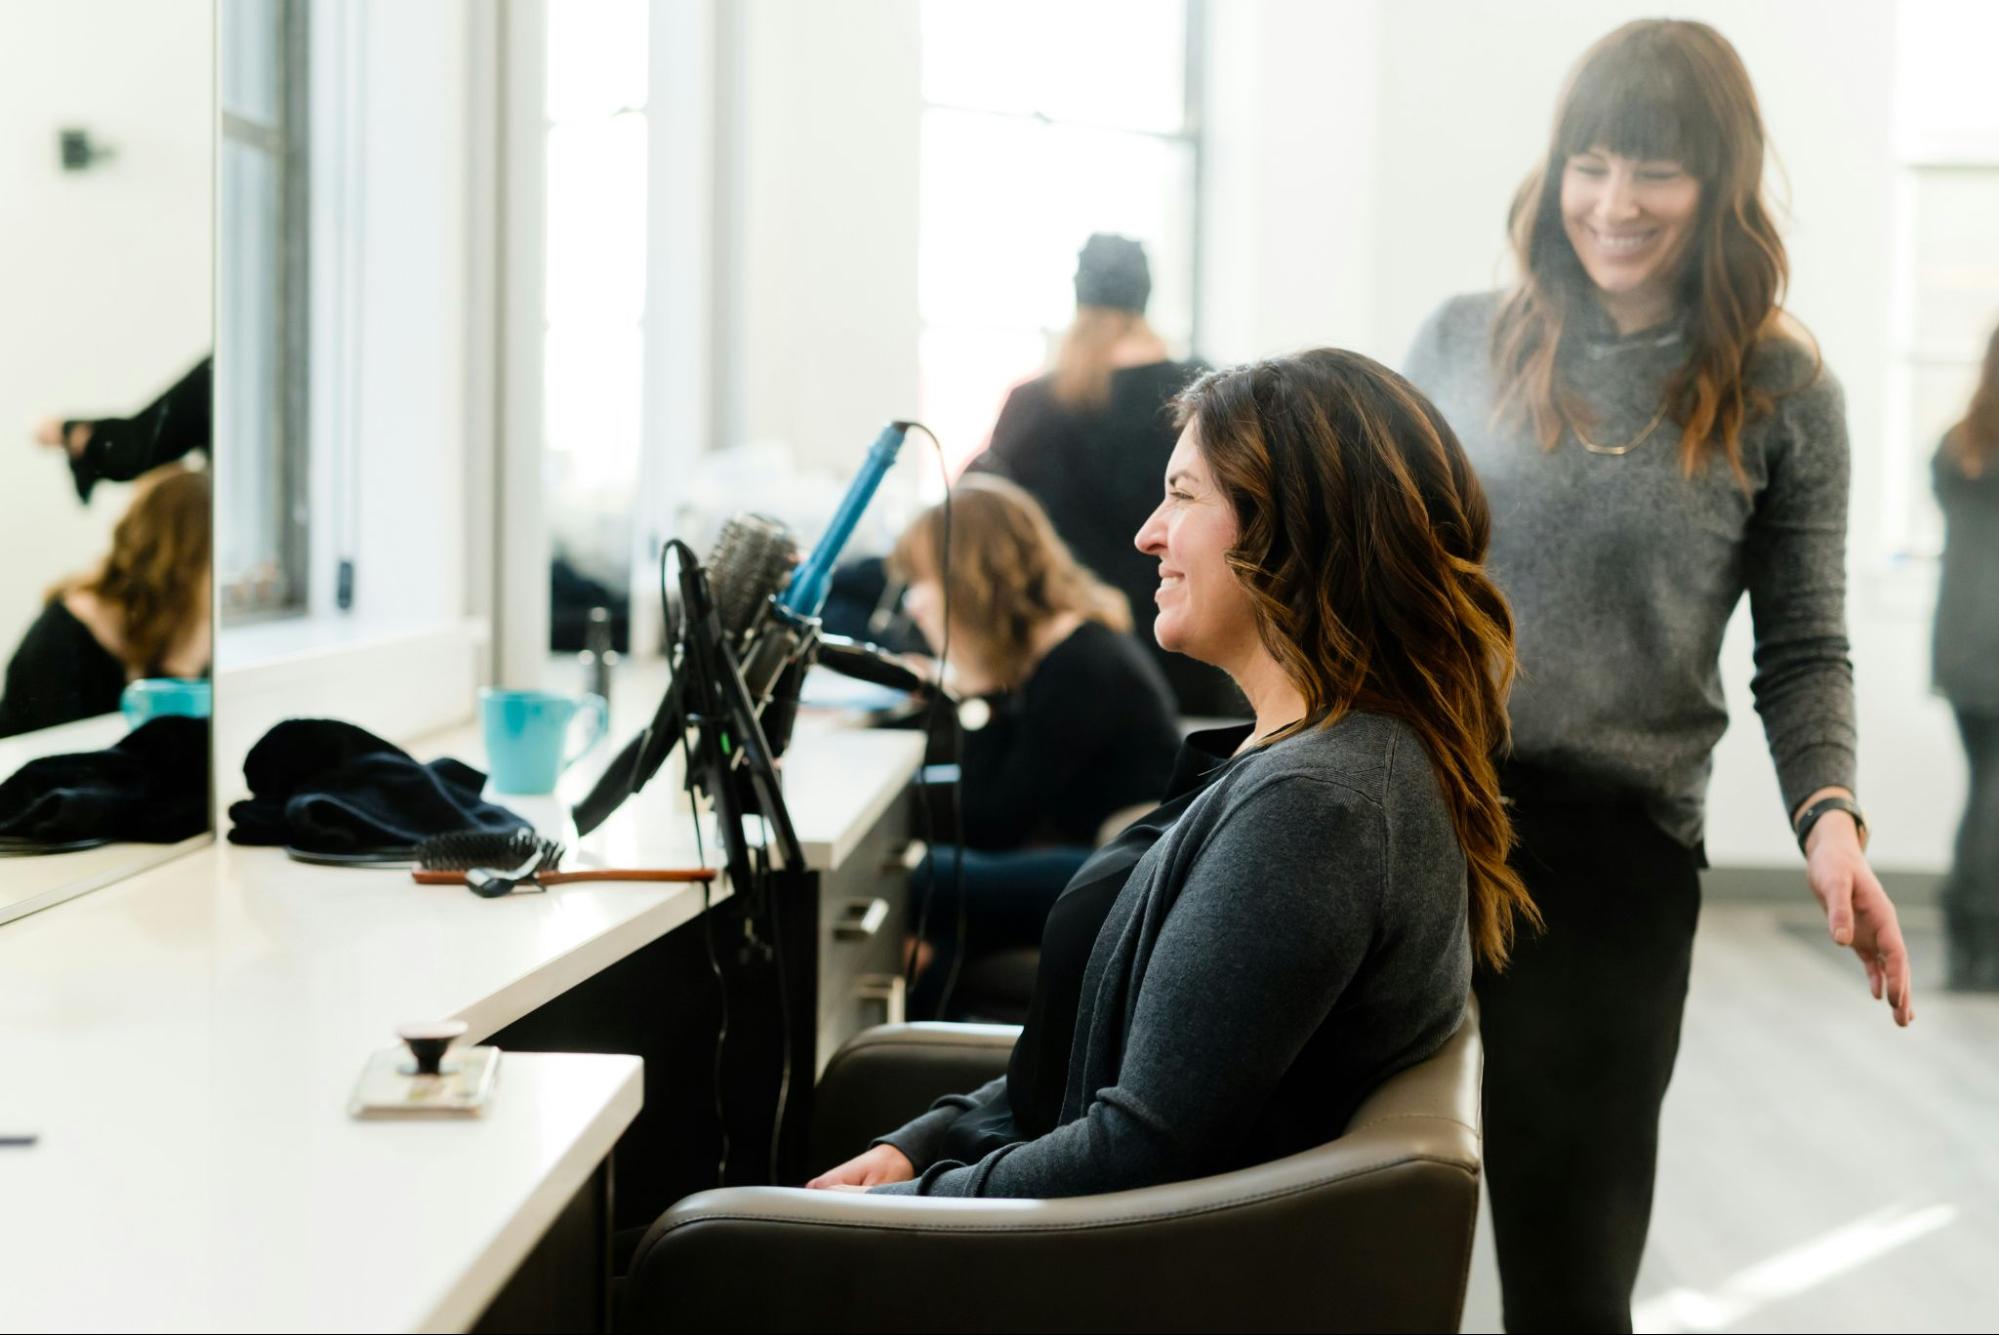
543, 0, 649, 651
217, 0, 309, 619
1885, 0, 1999, 559
918, 0, 1201, 471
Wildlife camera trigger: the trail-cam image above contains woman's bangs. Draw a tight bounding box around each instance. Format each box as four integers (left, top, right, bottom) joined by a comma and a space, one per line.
1557, 50, 1722, 178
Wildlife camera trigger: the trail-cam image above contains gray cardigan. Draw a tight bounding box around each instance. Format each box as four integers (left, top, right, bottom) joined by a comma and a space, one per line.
874, 711, 1471, 1199
1405, 292, 1858, 845
1933, 439, 1999, 715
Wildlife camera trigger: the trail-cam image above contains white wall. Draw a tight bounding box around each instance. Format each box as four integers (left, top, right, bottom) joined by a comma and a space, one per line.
731, 0, 922, 473
0, 0, 211, 658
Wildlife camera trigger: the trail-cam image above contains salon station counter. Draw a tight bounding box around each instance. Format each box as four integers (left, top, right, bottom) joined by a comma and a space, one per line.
0, 713, 925, 1332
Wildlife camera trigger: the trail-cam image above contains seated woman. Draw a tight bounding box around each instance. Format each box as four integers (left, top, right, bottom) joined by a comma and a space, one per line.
809, 348, 1536, 1198
0, 467, 212, 738
888, 474, 1182, 1016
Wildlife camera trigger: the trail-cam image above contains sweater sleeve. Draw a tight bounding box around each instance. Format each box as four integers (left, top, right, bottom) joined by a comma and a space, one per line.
70, 357, 212, 500
870, 1076, 1010, 1172
1744, 375, 1858, 822
875, 773, 1378, 1198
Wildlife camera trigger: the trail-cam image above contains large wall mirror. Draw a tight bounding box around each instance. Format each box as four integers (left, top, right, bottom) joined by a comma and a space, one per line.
0, 0, 214, 923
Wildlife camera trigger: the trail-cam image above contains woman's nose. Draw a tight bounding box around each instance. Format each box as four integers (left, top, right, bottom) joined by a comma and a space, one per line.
1134, 504, 1167, 555
1595, 170, 1642, 222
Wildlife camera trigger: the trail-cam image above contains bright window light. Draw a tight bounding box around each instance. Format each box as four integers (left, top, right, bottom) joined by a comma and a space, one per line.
917, 0, 1198, 471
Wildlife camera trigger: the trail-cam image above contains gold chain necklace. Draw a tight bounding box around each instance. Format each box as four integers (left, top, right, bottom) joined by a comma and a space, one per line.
1568, 401, 1670, 456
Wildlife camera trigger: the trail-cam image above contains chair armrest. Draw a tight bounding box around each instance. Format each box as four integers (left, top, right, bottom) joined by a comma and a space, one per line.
808, 1022, 1019, 1175
624, 1113, 1478, 1334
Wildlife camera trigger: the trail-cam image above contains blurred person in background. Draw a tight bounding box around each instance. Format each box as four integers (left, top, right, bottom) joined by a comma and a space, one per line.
889, 474, 1180, 1018
968, 233, 1238, 718
32, 355, 212, 504
1933, 321, 1999, 992
0, 467, 212, 738
1404, 20, 1911, 1331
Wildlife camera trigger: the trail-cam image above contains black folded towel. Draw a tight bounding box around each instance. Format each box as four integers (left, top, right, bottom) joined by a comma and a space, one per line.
0, 716, 210, 845
228, 718, 527, 854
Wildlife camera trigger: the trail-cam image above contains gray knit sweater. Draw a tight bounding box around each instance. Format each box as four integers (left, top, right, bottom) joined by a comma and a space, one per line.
1933, 438, 1999, 715
1404, 292, 1857, 845
873, 711, 1470, 1198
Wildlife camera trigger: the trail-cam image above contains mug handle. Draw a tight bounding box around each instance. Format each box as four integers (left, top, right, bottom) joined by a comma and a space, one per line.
562, 694, 610, 771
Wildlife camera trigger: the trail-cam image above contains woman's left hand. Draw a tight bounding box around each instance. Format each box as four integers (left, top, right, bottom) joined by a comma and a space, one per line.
1804, 813, 1914, 1026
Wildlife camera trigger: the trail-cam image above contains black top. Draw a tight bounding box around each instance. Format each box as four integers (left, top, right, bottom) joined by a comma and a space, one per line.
228, 719, 529, 853
934, 723, 1252, 1159
0, 715, 209, 845
969, 360, 1243, 718
0, 601, 127, 739
65, 356, 212, 503
957, 620, 1181, 851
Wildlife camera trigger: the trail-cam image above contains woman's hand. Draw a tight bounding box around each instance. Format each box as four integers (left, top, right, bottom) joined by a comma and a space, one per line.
1803, 811, 1914, 1026
32, 418, 91, 457
805, 1143, 914, 1190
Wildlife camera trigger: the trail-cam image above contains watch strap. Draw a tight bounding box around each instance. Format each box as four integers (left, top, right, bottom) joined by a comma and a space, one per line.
1796, 794, 1867, 854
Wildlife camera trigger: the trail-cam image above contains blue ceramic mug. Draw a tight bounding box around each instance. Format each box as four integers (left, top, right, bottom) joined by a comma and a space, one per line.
120, 677, 212, 729
479, 688, 609, 795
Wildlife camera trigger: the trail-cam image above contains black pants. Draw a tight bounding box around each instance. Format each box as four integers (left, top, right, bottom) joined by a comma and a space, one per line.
1475, 796, 1702, 1333
1946, 709, 1999, 988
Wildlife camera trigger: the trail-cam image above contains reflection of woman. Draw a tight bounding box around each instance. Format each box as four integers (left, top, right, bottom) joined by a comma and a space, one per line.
888, 475, 1180, 1013
34, 356, 212, 504
1403, 21, 1911, 1329
811, 349, 1534, 1198
968, 234, 1235, 715
0, 467, 212, 738
1934, 323, 1999, 991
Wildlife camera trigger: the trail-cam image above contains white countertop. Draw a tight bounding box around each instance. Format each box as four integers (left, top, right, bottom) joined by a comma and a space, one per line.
0, 1041, 640, 1333
0, 717, 921, 1333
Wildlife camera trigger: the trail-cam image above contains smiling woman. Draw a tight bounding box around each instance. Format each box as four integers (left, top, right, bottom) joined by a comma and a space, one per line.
1402, 18, 1913, 1332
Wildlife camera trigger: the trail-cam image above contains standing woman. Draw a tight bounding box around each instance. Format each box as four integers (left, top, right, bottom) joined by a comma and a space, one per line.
1933, 321, 1999, 991
1404, 20, 1913, 1330
968, 233, 1237, 716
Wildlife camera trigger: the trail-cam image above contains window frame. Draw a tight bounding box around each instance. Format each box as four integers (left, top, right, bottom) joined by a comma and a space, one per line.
218, 0, 311, 623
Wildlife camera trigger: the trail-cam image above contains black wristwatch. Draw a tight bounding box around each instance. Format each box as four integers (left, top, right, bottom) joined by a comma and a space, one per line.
1795, 794, 1867, 854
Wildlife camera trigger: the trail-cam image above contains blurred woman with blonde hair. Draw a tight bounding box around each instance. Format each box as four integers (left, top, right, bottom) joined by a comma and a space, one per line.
888, 473, 1180, 1016
0, 466, 211, 737
969, 233, 1236, 716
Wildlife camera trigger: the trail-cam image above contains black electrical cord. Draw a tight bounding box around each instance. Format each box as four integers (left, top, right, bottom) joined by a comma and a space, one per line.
663, 538, 731, 1188
898, 422, 970, 1019
755, 815, 794, 1184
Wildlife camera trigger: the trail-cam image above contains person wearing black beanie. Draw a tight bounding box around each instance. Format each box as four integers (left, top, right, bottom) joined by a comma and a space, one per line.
968, 234, 1240, 718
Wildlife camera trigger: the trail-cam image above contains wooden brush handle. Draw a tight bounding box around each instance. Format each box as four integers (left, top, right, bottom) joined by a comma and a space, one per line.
411, 867, 716, 886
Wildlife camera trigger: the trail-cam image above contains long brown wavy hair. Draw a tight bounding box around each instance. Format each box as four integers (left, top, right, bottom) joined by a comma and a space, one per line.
888, 473, 1130, 688
1177, 350, 1538, 969
1948, 322, 1999, 476
1493, 19, 1815, 483
50, 467, 212, 676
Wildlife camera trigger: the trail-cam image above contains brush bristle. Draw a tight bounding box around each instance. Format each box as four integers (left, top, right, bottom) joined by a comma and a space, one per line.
415, 828, 565, 872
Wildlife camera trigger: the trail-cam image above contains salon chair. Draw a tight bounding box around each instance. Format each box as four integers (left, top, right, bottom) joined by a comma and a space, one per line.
620, 1009, 1483, 1333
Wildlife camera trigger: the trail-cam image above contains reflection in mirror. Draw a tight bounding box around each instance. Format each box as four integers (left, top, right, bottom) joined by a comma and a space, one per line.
0, 0, 214, 923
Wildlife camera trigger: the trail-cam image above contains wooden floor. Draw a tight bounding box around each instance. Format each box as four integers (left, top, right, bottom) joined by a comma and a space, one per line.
1461, 901, 1999, 1334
